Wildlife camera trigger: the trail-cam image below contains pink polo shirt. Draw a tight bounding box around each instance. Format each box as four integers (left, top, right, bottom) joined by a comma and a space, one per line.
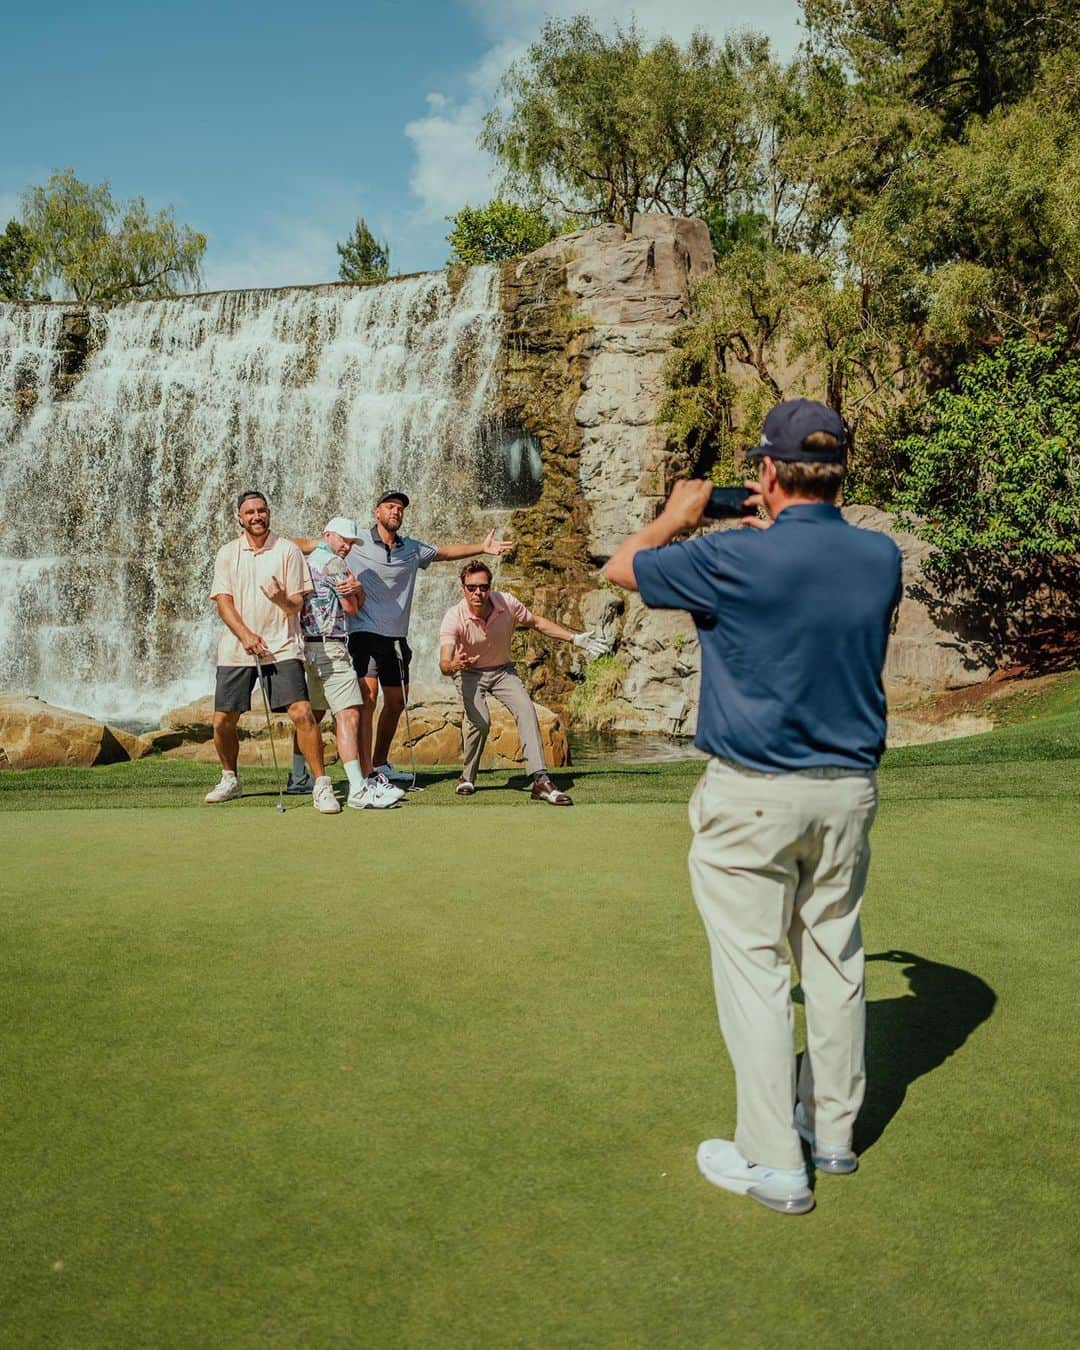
439, 590, 536, 669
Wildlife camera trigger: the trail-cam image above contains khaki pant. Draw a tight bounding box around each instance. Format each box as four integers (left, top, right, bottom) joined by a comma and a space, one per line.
688, 758, 878, 1170
457, 665, 547, 780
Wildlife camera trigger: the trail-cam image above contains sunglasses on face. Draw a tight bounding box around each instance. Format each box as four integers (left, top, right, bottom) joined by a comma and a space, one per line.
464, 582, 491, 592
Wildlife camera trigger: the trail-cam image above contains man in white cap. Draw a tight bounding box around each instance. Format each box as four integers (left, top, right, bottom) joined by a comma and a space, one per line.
295, 490, 513, 797
294, 517, 403, 810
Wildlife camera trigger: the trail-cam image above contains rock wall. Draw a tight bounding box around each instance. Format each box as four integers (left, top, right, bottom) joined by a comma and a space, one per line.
498, 213, 713, 714
498, 219, 1030, 735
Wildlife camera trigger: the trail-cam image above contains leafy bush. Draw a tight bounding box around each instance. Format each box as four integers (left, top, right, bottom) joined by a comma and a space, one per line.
445, 201, 554, 265
894, 331, 1080, 568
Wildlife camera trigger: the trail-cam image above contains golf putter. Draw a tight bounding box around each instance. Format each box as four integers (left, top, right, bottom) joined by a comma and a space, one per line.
254, 654, 287, 812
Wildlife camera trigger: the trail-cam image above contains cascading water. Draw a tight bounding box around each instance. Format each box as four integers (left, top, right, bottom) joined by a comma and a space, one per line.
0, 269, 504, 725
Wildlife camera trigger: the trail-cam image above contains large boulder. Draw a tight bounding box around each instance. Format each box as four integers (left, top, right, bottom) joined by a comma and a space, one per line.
155, 683, 570, 769
0, 695, 148, 769
843, 506, 996, 698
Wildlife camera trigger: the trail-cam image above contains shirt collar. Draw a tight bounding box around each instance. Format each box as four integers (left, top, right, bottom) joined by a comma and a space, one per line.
370, 524, 403, 552
460, 590, 503, 621
239, 529, 279, 553
772, 503, 843, 524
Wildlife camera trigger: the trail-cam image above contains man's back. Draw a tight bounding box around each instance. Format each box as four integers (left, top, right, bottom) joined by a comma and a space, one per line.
633, 503, 902, 771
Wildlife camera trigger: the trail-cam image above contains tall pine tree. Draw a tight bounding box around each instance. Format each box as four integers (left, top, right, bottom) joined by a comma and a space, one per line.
337, 217, 390, 283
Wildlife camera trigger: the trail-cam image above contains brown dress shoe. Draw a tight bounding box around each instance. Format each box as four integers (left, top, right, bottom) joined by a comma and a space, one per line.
531, 776, 573, 806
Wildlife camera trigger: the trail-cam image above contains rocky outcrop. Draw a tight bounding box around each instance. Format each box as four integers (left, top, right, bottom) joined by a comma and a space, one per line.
500, 213, 714, 713
0, 695, 148, 768
154, 685, 569, 770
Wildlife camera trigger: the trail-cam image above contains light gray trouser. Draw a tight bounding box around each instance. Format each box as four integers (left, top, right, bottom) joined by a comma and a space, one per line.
457, 664, 547, 780
688, 758, 878, 1171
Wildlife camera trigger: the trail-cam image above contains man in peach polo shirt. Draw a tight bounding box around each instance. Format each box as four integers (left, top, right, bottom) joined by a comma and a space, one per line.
205, 490, 339, 813
438, 560, 611, 805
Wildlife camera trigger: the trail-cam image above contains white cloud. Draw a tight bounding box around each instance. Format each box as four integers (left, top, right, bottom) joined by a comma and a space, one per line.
201, 217, 343, 291
404, 94, 501, 225
405, 0, 805, 222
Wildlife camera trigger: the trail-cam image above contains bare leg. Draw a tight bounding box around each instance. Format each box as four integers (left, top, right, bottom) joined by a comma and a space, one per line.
373, 684, 405, 768
358, 676, 379, 776
334, 706, 360, 762
213, 710, 243, 773
288, 700, 326, 777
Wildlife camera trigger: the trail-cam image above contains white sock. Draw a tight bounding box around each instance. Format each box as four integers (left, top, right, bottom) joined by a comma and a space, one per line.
221, 769, 238, 782
343, 759, 365, 792
313, 774, 331, 788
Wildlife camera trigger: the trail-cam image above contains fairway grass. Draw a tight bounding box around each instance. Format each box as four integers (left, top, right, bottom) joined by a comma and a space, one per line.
1, 711, 1077, 1345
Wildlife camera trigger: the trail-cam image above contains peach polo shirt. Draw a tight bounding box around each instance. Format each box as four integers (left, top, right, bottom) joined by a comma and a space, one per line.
438, 590, 535, 670
209, 530, 312, 667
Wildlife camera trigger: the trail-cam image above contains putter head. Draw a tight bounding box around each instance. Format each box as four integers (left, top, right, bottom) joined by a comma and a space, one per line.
275, 802, 287, 813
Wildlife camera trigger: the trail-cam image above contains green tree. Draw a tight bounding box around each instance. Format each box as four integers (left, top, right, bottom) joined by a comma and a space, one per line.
894, 331, 1080, 569
336, 217, 390, 283
481, 18, 771, 230
19, 169, 205, 301
446, 200, 554, 264
0, 220, 40, 300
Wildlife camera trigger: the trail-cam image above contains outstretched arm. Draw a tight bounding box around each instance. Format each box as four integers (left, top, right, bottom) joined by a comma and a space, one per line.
604, 480, 713, 591
524, 614, 612, 657
434, 528, 513, 562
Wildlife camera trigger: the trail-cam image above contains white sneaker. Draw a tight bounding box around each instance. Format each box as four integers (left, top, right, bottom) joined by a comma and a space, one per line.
370, 771, 406, 802
347, 781, 401, 810
373, 761, 412, 785
204, 773, 242, 804
794, 1102, 858, 1175
696, 1138, 814, 1215
312, 777, 341, 814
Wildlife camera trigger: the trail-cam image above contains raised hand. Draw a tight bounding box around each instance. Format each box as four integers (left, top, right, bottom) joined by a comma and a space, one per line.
259, 574, 290, 607
482, 528, 514, 556
452, 644, 477, 672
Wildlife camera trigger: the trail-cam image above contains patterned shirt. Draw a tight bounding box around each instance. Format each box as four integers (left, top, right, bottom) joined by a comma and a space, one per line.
300, 544, 350, 639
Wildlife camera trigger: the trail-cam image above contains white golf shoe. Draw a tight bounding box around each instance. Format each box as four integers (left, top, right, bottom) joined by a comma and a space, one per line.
204, 773, 242, 804
696, 1138, 814, 1215
794, 1102, 859, 1175
347, 780, 401, 810
312, 777, 341, 814
369, 771, 406, 801
373, 761, 412, 785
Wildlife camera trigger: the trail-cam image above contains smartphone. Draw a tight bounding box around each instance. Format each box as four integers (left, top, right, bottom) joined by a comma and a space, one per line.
703, 486, 755, 520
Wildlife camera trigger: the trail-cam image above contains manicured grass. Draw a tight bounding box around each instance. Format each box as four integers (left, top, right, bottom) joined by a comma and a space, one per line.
1, 707, 1077, 1346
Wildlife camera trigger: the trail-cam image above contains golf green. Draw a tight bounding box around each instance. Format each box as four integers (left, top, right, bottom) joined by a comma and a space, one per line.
1, 725, 1077, 1345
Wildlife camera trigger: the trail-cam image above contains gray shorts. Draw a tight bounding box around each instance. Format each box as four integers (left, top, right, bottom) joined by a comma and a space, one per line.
214, 660, 308, 713
304, 639, 362, 715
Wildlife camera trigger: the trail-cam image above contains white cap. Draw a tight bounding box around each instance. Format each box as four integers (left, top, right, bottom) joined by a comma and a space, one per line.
323, 516, 361, 540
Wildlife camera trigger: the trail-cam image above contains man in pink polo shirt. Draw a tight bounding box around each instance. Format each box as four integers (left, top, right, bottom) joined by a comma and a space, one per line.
438, 560, 611, 805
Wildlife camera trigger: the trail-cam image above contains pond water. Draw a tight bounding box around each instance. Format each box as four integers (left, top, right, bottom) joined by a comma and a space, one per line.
568, 731, 704, 765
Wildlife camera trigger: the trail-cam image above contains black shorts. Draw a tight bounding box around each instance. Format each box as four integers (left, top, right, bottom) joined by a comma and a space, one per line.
347, 633, 412, 687
214, 660, 309, 713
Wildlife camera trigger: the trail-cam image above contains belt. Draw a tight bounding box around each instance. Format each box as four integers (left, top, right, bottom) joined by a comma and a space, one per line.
711, 756, 874, 781
304, 634, 345, 644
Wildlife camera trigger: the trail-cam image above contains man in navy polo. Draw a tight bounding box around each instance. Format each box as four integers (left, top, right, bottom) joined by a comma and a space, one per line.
605, 399, 902, 1216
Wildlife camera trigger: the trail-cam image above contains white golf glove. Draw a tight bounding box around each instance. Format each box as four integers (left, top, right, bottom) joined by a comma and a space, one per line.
573, 630, 613, 658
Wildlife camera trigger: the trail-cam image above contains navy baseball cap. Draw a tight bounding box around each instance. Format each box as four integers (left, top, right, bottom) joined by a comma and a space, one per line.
376, 490, 410, 508
746, 399, 846, 463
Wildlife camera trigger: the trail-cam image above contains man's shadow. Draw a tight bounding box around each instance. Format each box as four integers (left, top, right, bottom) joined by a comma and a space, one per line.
796, 950, 997, 1154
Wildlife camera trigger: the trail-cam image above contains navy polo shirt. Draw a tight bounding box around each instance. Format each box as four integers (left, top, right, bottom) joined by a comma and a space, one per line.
633, 505, 903, 771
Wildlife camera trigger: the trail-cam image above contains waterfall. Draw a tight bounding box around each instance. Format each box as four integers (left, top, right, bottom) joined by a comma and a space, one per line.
0, 269, 504, 726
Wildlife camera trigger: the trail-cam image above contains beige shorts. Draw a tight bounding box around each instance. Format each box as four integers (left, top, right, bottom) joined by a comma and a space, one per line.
303, 639, 362, 715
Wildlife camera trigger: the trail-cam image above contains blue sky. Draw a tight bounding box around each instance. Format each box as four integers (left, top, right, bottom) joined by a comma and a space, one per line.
1, 0, 804, 289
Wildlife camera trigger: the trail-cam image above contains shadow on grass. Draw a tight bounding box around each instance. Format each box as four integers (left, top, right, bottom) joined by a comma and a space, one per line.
857, 949, 997, 1154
